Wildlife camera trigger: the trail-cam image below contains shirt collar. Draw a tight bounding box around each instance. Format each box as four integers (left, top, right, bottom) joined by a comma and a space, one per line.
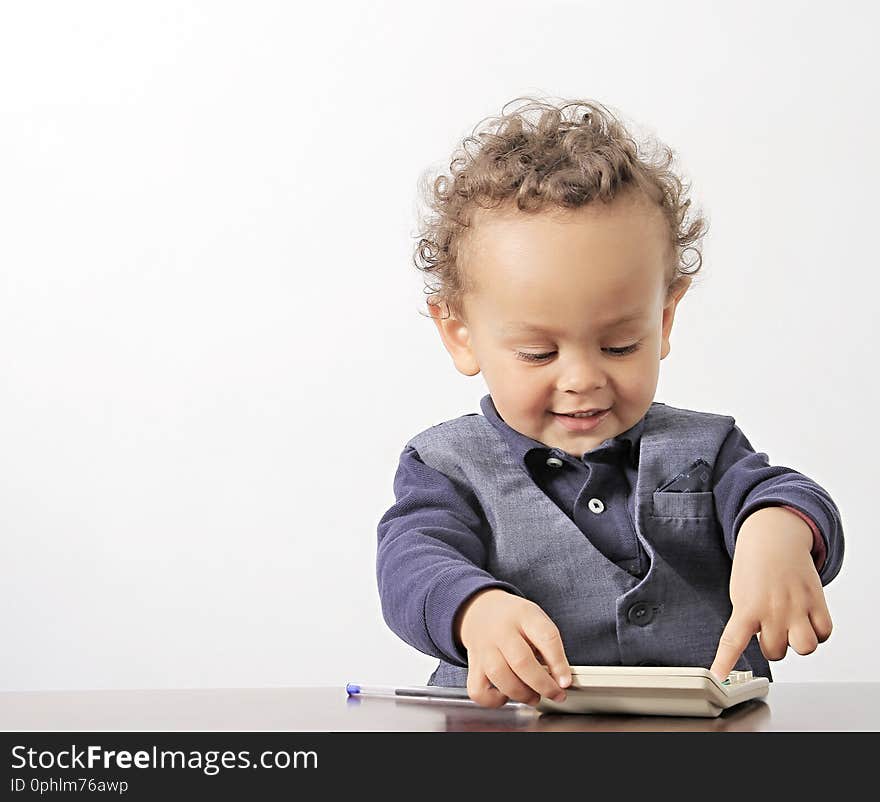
479, 393, 645, 468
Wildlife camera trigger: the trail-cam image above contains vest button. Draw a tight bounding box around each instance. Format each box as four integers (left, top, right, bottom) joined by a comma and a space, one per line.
627, 602, 656, 626
588, 498, 605, 514
545, 457, 564, 468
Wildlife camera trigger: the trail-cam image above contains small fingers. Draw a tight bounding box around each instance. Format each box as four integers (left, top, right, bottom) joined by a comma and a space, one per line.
521, 613, 572, 690
709, 610, 758, 682
758, 619, 789, 662
809, 605, 833, 643
466, 665, 511, 709
787, 600, 832, 656
788, 617, 820, 656
483, 655, 542, 706
503, 640, 567, 704
467, 648, 544, 707
710, 612, 757, 681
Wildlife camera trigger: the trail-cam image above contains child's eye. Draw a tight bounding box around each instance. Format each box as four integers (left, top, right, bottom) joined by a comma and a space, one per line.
516, 351, 557, 362
515, 343, 641, 363
606, 343, 641, 357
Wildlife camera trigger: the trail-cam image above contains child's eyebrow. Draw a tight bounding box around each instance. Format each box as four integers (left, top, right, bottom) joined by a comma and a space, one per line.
500, 312, 645, 336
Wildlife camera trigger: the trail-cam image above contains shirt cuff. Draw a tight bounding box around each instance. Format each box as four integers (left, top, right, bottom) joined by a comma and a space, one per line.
779, 504, 826, 571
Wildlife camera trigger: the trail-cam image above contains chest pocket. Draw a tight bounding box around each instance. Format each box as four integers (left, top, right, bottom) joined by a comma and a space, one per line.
651, 490, 715, 519
649, 490, 725, 566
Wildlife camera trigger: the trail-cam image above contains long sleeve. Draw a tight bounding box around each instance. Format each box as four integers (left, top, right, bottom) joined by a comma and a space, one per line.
376, 445, 525, 666
712, 424, 844, 585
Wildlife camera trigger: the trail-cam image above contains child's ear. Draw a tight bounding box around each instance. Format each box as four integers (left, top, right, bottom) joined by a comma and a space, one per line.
660, 276, 692, 361
428, 299, 480, 377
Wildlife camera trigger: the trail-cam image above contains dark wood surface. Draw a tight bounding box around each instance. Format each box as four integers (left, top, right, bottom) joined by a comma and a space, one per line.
1, 683, 878, 731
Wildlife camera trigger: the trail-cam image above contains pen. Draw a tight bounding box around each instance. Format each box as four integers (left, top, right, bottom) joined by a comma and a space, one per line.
345, 683, 529, 707
346, 683, 470, 700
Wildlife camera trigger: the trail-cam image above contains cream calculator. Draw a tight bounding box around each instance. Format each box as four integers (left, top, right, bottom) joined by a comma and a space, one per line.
537, 666, 770, 718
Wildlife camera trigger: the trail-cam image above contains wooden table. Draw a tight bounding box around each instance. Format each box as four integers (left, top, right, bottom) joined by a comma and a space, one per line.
1, 683, 877, 731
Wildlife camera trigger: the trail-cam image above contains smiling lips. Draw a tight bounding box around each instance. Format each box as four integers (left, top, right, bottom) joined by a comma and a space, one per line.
552, 408, 612, 432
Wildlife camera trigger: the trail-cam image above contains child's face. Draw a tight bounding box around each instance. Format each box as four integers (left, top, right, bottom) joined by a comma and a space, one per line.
432, 189, 691, 457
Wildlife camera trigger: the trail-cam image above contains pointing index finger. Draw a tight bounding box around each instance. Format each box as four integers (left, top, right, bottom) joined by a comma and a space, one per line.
710, 614, 757, 682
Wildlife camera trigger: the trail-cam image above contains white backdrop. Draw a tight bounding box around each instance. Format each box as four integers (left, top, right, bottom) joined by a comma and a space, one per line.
1, 1, 875, 691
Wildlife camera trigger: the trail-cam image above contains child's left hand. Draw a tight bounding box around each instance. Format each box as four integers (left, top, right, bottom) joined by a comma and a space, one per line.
709, 505, 834, 681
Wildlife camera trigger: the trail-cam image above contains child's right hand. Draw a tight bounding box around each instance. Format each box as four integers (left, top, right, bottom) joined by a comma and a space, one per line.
454, 588, 572, 708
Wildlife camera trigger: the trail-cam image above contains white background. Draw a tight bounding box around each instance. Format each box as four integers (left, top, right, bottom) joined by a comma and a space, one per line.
1, 1, 875, 691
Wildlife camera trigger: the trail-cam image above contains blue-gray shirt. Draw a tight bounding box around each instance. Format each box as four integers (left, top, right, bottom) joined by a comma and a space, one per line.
376, 394, 843, 669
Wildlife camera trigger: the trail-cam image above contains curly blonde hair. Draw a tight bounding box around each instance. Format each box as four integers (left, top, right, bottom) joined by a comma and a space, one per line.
413, 96, 708, 323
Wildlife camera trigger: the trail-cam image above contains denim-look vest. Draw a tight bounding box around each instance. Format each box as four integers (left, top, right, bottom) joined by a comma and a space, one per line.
405, 401, 771, 687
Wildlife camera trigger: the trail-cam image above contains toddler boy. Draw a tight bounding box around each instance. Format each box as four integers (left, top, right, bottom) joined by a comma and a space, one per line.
376, 98, 843, 708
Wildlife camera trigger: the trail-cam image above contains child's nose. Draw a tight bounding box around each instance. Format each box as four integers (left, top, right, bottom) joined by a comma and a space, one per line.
556, 357, 608, 393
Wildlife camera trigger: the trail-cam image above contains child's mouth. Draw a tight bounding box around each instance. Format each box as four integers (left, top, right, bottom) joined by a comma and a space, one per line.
552, 408, 611, 432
